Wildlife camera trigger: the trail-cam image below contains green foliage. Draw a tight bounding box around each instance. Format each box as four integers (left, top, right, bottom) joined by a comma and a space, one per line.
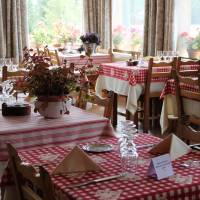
28, 0, 83, 46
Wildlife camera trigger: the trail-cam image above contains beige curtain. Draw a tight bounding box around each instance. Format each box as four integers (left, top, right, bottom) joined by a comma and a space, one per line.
0, 0, 28, 62
83, 0, 112, 51
143, 0, 174, 56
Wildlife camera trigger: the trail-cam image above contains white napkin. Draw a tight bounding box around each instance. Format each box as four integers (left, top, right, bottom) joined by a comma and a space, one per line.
52, 146, 103, 174
149, 134, 191, 161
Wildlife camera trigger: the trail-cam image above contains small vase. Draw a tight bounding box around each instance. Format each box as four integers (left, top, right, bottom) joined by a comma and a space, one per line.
83, 43, 96, 57
34, 96, 72, 118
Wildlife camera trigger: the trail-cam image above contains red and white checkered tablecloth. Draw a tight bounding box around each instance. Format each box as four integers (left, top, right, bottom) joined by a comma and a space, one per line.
99, 62, 199, 86
2, 134, 200, 200
160, 79, 199, 99
60, 53, 111, 66
0, 106, 114, 161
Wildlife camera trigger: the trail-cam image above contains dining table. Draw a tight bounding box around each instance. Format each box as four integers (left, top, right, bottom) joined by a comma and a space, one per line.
59, 52, 112, 66
0, 105, 114, 162
1, 134, 200, 200
96, 61, 199, 129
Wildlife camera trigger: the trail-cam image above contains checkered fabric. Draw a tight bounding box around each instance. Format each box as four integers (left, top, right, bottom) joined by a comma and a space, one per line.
99, 62, 199, 86
2, 134, 200, 200
0, 106, 114, 161
60, 54, 112, 66
160, 79, 200, 99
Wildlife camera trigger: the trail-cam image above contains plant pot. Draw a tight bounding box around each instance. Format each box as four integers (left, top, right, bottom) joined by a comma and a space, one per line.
83, 43, 96, 57
187, 49, 200, 59
34, 96, 72, 118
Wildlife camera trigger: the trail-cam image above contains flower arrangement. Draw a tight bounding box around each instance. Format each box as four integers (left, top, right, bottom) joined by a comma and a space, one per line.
22, 48, 92, 98
80, 32, 101, 45
180, 31, 200, 50
129, 26, 143, 51
112, 25, 126, 48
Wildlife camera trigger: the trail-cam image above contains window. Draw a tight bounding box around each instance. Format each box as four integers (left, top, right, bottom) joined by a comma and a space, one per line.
175, 0, 200, 58
112, 0, 144, 52
28, 0, 83, 49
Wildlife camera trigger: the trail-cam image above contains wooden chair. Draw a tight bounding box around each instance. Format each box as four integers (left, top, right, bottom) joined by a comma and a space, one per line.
76, 90, 114, 120
174, 67, 200, 143
2, 66, 27, 82
44, 47, 60, 66
7, 143, 55, 200
137, 57, 177, 133
176, 57, 200, 76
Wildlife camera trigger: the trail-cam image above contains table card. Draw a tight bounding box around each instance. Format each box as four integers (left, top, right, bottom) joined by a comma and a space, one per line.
147, 153, 174, 180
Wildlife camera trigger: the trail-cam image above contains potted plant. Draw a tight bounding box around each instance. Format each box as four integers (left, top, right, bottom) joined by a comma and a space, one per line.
22, 51, 78, 118
22, 48, 92, 118
180, 31, 200, 58
112, 25, 125, 49
80, 33, 101, 56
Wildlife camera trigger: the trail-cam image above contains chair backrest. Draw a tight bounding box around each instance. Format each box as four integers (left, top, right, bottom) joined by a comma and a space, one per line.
76, 90, 114, 119
174, 68, 200, 143
176, 57, 200, 76
177, 115, 200, 144
2, 66, 26, 82
43, 47, 60, 66
174, 67, 200, 118
7, 143, 55, 200
143, 57, 177, 132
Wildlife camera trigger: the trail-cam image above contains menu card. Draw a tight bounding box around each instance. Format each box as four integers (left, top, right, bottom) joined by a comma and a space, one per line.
147, 154, 174, 180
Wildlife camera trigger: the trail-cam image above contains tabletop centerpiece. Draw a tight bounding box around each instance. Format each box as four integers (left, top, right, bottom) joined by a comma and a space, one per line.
22, 47, 90, 118
80, 33, 101, 57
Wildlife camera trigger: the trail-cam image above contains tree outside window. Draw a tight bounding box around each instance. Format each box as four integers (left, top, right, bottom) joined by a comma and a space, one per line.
28, 0, 83, 49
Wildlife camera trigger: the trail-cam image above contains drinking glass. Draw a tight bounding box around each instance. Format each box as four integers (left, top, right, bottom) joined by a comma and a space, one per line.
118, 120, 138, 175
0, 58, 5, 74
5, 58, 12, 71
0, 80, 14, 103
120, 133, 138, 175
156, 51, 163, 61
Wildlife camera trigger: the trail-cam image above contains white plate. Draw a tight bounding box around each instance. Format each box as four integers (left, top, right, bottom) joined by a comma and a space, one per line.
82, 143, 113, 153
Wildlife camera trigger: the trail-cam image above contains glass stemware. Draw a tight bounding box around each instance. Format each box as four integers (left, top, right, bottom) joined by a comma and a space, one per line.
0, 80, 14, 103
118, 120, 138, 175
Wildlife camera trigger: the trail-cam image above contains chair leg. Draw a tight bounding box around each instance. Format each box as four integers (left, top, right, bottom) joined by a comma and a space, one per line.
133, 111, 139, 129
112, 92, 118, 127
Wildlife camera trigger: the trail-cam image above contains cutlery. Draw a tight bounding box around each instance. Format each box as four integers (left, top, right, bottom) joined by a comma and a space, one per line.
68, 173, 124, 188
189, 144, 200, 151
136, 143, 157, 149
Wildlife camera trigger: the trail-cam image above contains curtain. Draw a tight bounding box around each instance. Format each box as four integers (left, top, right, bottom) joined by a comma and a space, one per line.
0, 0, 28, 62
83, 0, 112, 51
143, 0, 174, 56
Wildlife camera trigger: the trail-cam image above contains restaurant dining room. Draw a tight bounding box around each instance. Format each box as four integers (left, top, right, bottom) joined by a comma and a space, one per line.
0, 0, 200, 199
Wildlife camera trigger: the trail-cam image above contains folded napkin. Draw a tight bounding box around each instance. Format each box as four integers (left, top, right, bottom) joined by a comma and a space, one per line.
52, 146, 103, 175
149, 134, 191, 161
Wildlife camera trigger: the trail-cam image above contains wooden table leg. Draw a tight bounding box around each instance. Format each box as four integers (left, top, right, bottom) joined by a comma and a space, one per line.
112, 92, 118, 127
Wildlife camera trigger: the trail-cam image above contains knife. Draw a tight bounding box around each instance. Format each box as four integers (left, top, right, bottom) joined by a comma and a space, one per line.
68, 173, 124, 188
136, 143, 157, 149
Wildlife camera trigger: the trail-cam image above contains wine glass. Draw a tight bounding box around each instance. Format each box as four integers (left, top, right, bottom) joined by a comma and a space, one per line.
0, 80, 14, 103
0, 58, 5, 74
5, 58, 12, 71
156, 51, 163, 61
